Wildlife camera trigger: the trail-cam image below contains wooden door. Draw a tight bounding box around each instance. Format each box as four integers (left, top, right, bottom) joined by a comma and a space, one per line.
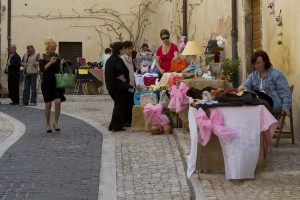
252, 0, 261, 51
59, 42, 82, 70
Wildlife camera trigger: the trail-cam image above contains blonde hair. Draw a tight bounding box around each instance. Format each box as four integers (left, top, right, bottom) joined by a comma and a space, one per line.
44, 37, 57, 52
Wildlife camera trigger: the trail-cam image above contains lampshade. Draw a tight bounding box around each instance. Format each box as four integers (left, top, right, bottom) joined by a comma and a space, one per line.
181, 41, 203, 55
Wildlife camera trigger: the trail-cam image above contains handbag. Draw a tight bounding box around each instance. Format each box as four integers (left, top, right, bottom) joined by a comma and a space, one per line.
159, 90, 170, 108
55, 62, 76, 89
170, 59, 188, 72
140, 92, 158, 106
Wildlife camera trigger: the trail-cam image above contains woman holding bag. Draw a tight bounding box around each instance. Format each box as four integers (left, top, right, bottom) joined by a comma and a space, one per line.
39, 37, 66, 133
155, 29, 179, 78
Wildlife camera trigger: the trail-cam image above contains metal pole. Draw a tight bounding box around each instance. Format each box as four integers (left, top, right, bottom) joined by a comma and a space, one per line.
231, 0, 238, 60
0, 0, 2, 88
182, 0, 187, 37
7, 0, 11, 52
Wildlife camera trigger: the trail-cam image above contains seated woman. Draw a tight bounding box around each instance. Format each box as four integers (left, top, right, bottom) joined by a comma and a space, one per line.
239, 50, 292, 116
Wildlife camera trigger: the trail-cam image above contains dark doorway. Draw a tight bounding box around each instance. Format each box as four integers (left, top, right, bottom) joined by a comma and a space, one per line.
59, 42, 82, 70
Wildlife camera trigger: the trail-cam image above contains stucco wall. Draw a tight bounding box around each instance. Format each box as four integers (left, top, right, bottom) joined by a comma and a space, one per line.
0, 0, 173, 61
261, 0, 300, 135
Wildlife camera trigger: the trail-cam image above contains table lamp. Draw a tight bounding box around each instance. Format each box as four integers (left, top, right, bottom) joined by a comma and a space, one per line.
181, 41, 203, 65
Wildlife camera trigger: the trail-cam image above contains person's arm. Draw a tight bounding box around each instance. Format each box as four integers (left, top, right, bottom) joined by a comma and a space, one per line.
155, 55, 164, 75
173, 51, 179, 60
10, 55, 22, 69
39, 54, 56, 72
115, 60, 127, 83
242, 73, 254, 91
172, 43, 179, 60
276, 73, 292, 116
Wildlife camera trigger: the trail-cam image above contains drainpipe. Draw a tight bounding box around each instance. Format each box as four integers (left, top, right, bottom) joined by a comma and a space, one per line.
0, 0, 2, 86
231, 0, 238, 60
7, 0, 11, 52
231, 0, 239, 87
182, 0, 187, 37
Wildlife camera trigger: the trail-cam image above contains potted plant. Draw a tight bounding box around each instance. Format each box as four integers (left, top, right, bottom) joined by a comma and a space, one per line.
221, 58, 241, 88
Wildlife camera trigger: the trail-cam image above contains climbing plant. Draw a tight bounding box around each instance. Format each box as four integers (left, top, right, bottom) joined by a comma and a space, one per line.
21, 0, 163, 54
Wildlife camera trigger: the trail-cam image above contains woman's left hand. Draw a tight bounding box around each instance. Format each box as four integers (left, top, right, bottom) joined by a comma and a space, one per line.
117, 74, 127, 82
60, 58, 65, 65
282, 109, 290, 117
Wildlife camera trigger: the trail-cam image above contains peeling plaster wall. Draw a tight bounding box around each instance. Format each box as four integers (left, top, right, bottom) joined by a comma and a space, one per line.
261, 0, 300, 135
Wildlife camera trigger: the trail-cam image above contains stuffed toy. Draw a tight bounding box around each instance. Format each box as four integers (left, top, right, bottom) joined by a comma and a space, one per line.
179, 35, 187, 51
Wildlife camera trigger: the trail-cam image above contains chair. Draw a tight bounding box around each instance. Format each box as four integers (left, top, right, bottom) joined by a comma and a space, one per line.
273, 85, 295, 147
74, 57, 90, 95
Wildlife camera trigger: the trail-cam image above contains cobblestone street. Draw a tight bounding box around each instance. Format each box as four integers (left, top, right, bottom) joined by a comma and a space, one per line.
0, 95, 299, 199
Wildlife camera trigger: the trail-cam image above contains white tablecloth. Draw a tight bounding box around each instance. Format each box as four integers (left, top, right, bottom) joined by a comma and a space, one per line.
187, 105, 278, 179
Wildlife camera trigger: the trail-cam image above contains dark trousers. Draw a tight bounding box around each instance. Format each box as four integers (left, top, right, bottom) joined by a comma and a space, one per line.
124, 92, 134, 124
22, 73, 38, 104
109, 90, 128, 131
8, 73, 20, 104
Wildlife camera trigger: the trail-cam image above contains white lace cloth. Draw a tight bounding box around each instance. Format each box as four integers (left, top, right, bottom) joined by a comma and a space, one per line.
187, 105, 277, 179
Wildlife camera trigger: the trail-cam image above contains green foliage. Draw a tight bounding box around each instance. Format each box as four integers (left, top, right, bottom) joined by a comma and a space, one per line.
163, 108, 176, 127
221, 58, 241, 83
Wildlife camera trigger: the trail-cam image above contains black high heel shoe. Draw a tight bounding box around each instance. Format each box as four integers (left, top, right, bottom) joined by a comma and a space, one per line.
53, 124, 61, 132
46, 126, 52, 133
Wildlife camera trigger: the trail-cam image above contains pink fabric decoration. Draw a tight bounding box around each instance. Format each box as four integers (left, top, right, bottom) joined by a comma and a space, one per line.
168, 82, 189, 113
143, 103, 169, 128
196, 108, 233, 146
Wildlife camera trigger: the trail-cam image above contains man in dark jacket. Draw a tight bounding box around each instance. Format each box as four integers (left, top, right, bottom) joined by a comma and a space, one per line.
5, 44, 21, 105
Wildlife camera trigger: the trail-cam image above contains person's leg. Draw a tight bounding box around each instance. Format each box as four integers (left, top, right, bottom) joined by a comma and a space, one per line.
45, 102, 52, 131
11, 73, 20, 104
8, 75, 13, 103
53, 98, 62, 129
111, 90, 128, 131
30, 74, 38, 104
124, 92, 134, 125
22, 75, 30, 105
108, 91, 115, 131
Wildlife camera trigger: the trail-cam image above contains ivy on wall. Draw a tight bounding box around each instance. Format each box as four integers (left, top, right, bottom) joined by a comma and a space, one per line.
21, 0, 163, 54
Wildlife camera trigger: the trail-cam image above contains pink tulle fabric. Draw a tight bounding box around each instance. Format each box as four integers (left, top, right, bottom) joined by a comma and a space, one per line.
143, 103, 169, 127
168, 82, 189, 113
196, 108, 233, 146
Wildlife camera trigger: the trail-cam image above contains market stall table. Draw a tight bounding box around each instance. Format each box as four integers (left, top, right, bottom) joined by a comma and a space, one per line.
75, 69, 104, 95
187, 105, 278, 180
177, 77, 232, 130
178, 77, 232, 89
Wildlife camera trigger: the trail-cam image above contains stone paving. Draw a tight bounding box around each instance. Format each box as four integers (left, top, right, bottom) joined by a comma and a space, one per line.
0, 104, 103, 200
0, 116, 13, 144
1, 94, 300, 200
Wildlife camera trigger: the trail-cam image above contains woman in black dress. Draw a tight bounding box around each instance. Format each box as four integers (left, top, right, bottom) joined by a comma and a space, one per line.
39, 37, 66, 133
105, 42, 130, 132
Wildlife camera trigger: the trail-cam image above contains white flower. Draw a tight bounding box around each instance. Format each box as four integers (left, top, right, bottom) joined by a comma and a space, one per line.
217, 40, 223, 46
216, 35, 226, 46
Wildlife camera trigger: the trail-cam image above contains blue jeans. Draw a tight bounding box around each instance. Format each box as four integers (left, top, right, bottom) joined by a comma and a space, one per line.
22, 73, 38, 104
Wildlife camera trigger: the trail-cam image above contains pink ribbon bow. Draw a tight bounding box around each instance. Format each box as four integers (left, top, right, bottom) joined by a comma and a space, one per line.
168, 82, 189, 113
196, 108, 233, 146
143, 103, 169, 127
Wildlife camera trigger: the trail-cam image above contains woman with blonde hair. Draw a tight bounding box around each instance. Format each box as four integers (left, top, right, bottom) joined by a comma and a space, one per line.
39, 37, 65, 133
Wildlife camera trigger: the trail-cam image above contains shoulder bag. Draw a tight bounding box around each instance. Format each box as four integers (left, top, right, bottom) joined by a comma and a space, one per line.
55, 62, 76, 89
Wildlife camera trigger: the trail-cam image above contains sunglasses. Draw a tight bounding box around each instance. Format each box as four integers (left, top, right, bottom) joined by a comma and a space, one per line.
161, 36, 169, 40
